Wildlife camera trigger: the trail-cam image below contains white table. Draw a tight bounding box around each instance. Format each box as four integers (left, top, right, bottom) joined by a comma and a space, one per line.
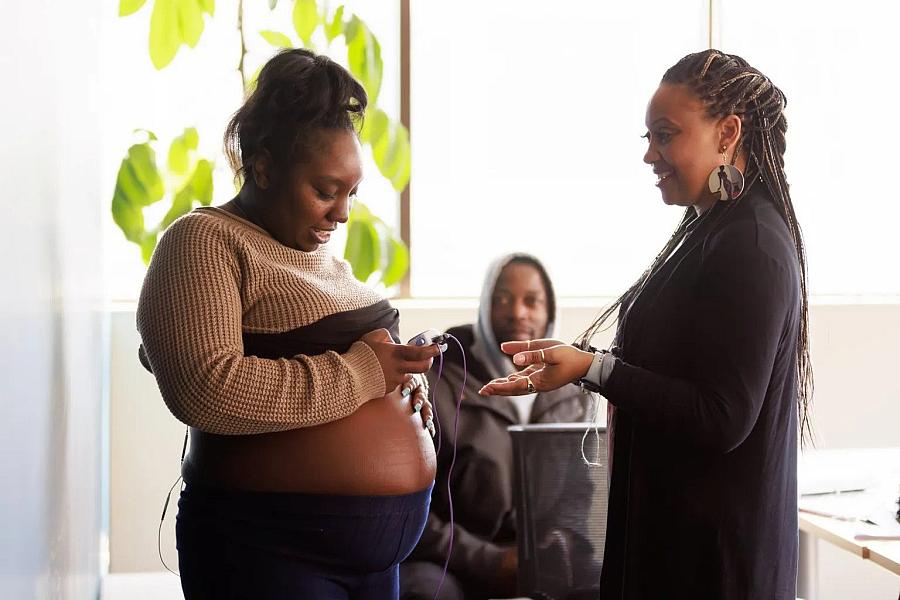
797, 448, 900, 597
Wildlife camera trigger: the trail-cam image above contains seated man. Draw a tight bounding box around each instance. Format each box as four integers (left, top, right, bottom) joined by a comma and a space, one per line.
401, 253, 591, 600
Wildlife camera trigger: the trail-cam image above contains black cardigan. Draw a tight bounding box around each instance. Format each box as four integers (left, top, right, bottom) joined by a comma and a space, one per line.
598, 186, 801, 599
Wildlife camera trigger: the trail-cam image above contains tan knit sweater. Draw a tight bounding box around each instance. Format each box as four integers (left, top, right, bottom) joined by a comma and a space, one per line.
136, 207, 388, 435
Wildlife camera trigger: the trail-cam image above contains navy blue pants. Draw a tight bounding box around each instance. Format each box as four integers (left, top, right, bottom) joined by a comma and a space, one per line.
176, 482, 432, 599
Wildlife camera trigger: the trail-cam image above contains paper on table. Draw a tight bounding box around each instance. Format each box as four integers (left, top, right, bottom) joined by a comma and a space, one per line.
853, 505, 900, 541
799, 490, 874, 521
800, 489, 900, 539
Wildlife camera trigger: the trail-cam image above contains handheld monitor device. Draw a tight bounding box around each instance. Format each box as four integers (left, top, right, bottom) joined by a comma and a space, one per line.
407, 329, 448, 353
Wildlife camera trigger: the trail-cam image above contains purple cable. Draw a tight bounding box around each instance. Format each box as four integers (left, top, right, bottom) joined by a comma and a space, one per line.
431, 333, 466, 600
432, 349, 444, 456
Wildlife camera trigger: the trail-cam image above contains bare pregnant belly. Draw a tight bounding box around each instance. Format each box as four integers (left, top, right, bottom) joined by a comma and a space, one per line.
182, 389, 437, 495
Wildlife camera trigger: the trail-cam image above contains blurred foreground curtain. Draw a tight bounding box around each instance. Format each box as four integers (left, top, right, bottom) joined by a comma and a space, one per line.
0, 2, 104, 599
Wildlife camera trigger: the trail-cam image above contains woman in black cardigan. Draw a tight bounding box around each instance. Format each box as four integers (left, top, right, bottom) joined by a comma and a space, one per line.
480, 50, 812, 600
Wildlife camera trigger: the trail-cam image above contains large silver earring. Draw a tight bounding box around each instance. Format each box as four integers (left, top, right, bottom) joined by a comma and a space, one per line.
707, 147, 744, 201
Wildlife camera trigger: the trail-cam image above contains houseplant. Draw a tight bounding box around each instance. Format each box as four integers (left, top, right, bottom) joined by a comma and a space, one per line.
111, 0, 410, 286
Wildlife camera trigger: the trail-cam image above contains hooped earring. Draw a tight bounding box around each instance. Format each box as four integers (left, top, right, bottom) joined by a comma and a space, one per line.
707, 145, 745, 201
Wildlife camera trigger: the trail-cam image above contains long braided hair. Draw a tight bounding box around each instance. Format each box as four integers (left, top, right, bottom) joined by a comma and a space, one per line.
577, 49, 813, 444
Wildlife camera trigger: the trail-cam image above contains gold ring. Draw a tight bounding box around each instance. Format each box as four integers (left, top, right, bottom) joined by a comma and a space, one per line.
525, 376, 536, 394
526, 340, 531, 350
539, 349, 546, 364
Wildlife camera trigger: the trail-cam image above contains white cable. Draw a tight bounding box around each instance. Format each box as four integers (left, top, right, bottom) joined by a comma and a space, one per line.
580, 390, 604, 467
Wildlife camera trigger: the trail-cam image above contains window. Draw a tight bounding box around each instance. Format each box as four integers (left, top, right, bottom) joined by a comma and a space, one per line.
409, 0, 708, 297
410, 0, 900, 298
718, 0, 900, 296
102, 1, 900, 300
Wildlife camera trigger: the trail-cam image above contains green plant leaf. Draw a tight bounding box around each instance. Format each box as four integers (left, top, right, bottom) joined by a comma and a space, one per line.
184, 127, 199, 149
381, 236, 409, 287
386, 123, 411, 192
344, 204, 380, 282
370, 116, 391, 167
364, 114, 413, 192
160, 186, 194, 229
292, 0, 319, 47
191, 159, 214, 205
167, 127, 196, 175
160, 157, 213, 229
111, 128, 217, 264
343, 14, 358, 40
111, 184, 146, 243
365, 211, 408, 287
149, 0, 181, 69
178, 0, 205, 48
391, 157, 411, 192
376, 124, 401, 180
140, 231, 159, 264
245, 64, 263, 94
324, 5, 344, 43
260, 30, 293, 48
352, 201, 372, 219
133, 128, 158, 141
148, 0, 211, 68
127, 143, 165, 204
119, 0, 148, 17
168, 138, 187, 174
360, 107, 388, 145
115, 161, 146, 208
345, 16, 382, 105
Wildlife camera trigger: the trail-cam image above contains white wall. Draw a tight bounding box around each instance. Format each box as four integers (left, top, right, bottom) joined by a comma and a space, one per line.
0, 3, 105, 599
109, 300, 899, 598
